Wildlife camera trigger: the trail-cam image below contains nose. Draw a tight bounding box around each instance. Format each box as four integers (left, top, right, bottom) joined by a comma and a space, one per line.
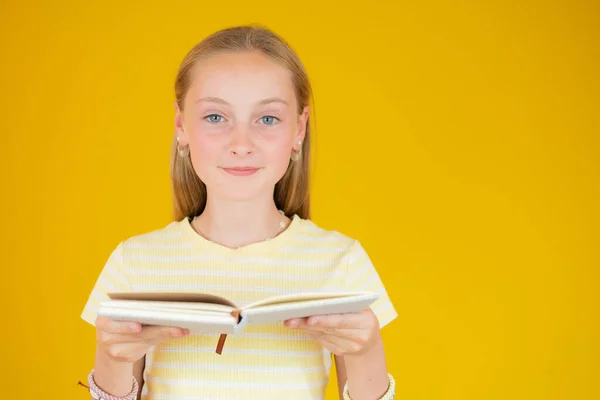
228, 125, 254, 156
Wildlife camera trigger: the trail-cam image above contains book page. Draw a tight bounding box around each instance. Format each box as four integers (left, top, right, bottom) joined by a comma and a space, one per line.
240, 292, 379, 326
98, 306, 238, 334
107, 292, 238, 308
244, 291, 373, 309
102, 299, 235, 314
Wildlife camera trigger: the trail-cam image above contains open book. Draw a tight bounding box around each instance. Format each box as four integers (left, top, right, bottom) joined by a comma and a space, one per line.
98, 291, 379, 354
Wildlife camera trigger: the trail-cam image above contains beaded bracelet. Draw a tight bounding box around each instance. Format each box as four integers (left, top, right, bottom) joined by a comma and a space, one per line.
343, 372, 396, 400
87, 369, 139, 400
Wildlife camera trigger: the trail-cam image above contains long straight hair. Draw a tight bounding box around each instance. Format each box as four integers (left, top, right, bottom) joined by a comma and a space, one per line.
170, 25, 314, 221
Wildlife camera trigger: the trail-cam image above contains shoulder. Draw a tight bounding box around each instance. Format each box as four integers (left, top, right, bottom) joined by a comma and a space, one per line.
118, 218, 189, 251
294, 217, 361, 254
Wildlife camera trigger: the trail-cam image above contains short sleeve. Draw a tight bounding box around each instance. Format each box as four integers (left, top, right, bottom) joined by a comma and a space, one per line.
80, 242, 131, 327
345, 240, 398, 329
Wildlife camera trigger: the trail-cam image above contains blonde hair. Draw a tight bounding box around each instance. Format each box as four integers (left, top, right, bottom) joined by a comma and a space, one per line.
170, 25, 314, 221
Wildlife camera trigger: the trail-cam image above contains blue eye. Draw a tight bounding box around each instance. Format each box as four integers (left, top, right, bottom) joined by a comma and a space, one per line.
205, 114, 224, 123
260, 116, 279, 125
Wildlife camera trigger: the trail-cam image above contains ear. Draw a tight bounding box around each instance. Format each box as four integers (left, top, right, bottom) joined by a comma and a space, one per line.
294, 105, 310, 148
174, 100, 188, 145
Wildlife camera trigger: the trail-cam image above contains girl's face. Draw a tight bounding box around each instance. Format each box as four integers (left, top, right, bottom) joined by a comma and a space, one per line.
175, 50, 309, 202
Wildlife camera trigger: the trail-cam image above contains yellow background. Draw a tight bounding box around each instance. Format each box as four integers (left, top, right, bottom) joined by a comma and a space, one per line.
1, 1, 598, 399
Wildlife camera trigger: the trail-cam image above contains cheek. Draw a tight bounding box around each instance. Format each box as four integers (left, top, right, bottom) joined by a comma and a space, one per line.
265, 140, 293, 173
188, 133, 222, 181
191, 134, 218, 159
259, 124, 295, 171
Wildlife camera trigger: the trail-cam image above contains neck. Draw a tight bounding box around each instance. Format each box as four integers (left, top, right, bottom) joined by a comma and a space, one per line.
193, 195, 289, 249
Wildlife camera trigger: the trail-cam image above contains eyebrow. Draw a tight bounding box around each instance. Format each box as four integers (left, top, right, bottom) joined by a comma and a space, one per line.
194, 97, 289, 106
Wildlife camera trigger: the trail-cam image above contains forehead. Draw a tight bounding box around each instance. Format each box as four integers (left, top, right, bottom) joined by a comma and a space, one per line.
186, 50, 296, 107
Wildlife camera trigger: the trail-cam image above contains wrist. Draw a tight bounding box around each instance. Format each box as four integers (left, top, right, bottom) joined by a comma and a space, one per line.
343, 372, 396, 400
94, 346, 136, 397
88, 368, 139, 400
342, 336, 389, 399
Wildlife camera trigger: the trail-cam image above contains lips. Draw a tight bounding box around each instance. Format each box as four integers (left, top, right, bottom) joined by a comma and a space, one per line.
221, 167, 260, 176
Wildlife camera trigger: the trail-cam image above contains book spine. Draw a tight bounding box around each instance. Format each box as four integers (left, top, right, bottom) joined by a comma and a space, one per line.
215, 309, 242, 355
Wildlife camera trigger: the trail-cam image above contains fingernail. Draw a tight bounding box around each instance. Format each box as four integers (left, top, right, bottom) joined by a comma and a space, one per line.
130, 323, 141, 332
171, 328, 182, 336
308, 318, 317, 325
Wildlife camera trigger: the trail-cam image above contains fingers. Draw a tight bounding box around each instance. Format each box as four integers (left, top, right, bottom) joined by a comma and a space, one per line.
96, 318, 190, 364
97, 317, 190, 344
285, 312, 377, 347
303, 330, 364, 355
139, 325, 190, 346
96, 316, 142, 334
316, 333, 363, 353
286, 318, 363, 339
297, 326, 368, 342
285, 311, 368, 330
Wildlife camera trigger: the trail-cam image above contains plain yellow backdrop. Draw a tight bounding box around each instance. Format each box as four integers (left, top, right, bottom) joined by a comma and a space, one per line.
1, 1, 598, 399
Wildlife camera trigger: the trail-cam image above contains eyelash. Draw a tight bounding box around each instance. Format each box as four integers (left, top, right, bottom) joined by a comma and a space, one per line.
203, 114, 280, 125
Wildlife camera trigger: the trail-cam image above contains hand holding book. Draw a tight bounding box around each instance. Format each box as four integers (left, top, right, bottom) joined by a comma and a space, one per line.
95, 316, 191, 364
97, 290, 379, 354
284, 307, 382, 357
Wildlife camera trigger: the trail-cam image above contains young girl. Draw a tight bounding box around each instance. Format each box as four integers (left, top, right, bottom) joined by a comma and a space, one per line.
81, 25, 397, 400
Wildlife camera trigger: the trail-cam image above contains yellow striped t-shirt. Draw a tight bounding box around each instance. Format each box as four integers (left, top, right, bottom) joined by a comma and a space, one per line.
81, 214, 397, 400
